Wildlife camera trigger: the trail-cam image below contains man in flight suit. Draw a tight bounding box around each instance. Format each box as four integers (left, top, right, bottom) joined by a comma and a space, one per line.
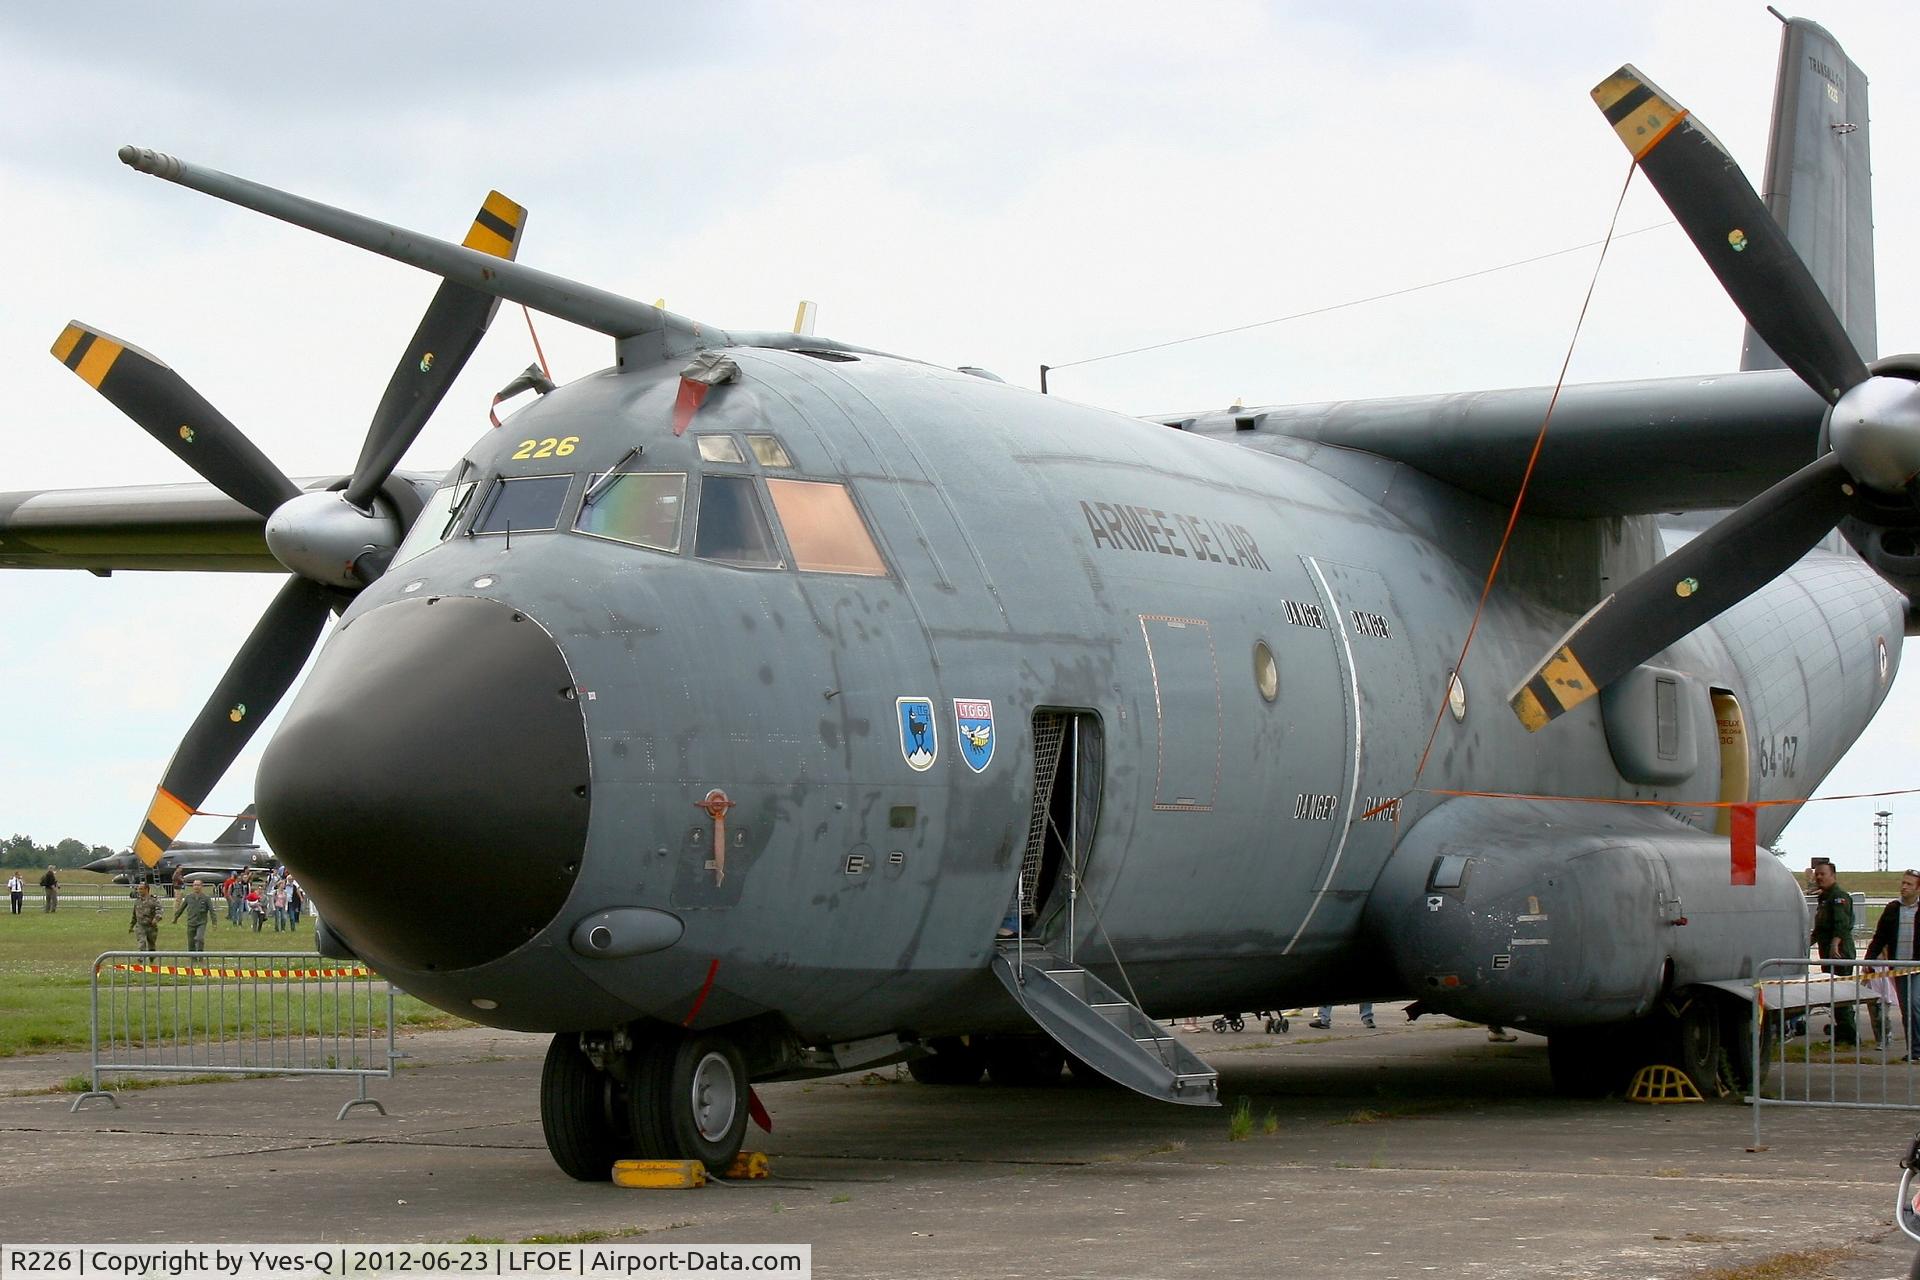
172, 881, 213, 953
128, 882, 161, 953
1811, 860, 1858, 1045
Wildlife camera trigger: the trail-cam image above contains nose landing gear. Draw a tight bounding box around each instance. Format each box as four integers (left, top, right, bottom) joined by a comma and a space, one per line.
630, 1032, 750, 1172
540, 1027, 751, 1181
539, 1034, 634, 1182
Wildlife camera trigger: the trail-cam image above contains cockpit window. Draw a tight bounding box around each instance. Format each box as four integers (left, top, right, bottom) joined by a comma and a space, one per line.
391, 481, 474, 567
574, 472, 686, 552
697, 435, 745, 465
746, 435, 793, 468
693, 475, 782, 568
472, 474, 571, 535
765, 479, 887, 576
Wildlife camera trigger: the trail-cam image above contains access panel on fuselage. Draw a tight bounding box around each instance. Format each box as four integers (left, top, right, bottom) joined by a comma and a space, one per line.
1139, 615, 1221, 812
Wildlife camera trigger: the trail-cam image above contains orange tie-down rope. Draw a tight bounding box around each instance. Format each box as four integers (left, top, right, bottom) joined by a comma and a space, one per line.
1410, 160, 1638, 787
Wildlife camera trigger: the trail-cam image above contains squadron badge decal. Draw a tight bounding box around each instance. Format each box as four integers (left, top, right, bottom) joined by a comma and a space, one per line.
954, 699, 995, 773
897, 697, 937, 771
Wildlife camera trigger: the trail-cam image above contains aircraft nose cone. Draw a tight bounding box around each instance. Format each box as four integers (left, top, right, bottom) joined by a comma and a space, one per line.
257, 595, 590, 971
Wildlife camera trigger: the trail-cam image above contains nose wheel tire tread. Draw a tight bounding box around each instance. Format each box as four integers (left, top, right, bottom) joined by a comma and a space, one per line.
540, 1035, 623, 1182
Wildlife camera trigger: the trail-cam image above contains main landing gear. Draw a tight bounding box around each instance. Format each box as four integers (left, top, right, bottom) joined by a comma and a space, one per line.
540, 1026, 751, 1181
1545, 990, 1764, 1099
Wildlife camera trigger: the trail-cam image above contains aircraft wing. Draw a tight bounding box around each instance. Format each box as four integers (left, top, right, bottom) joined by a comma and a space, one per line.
169, 849, 267, 877
0, 471, 440, 573
1165, 367, 1829, 518
0, 481, 275, 572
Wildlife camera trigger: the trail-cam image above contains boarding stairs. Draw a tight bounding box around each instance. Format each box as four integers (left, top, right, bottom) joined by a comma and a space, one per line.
991, 940, 1218, 1106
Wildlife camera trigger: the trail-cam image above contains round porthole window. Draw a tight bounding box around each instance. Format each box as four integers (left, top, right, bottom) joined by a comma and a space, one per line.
1254, 641, 1279, 702
1448, 671, 1467, 722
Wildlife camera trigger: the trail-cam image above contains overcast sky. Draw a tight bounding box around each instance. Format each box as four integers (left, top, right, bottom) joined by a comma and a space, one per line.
3, 1, 1917, 867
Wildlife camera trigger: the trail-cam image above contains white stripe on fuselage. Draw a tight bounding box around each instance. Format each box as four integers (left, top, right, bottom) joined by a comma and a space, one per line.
1285, 556, 1365, 955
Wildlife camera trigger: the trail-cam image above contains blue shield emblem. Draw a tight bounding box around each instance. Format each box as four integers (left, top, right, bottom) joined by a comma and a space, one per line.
897, 696, 937, 771
954, 699, 995, 773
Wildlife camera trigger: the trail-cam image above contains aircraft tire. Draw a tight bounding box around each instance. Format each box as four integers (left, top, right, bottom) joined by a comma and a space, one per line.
1664, 995, 1722, 1096
1547, 1029, 1628, 1098
906, 1038, 985, 1085
625, 1035, 676, 1158
983, 1036, 1066, 1086
540, 1035, 623, 1182
663, 1033, 750, 1173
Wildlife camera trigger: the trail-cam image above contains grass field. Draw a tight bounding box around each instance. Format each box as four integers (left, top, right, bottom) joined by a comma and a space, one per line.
1832, 871, 1911, 896
0, 887, 463, 1056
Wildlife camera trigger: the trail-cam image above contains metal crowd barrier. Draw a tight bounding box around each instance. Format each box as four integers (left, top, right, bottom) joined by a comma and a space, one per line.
1751, 956, 1920, 1147
71, 949, 399, 1119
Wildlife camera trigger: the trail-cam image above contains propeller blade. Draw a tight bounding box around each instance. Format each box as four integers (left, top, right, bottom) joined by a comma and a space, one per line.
342, 192, 527, 508
1592, 66, 1869, 403
1509, 452, 1855, 732
52, 322, 301, 519
130, 576, 335, 864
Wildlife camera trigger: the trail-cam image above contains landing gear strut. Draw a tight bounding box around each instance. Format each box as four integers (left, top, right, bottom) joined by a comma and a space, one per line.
538, 1027, 751, 1181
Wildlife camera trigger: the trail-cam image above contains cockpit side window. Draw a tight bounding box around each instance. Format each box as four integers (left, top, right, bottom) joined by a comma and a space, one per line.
472, 474, 572, 535
391, 481, 474, 567
764, 478, 888, 576
574, 472, 686, 552
693, 475, 782, 568
697, 435, 746, 465
746, 435, 793, 468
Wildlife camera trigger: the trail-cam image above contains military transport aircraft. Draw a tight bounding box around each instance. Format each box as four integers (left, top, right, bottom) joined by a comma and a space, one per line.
0, 16, 1909, 1178
82, 805, 271, 886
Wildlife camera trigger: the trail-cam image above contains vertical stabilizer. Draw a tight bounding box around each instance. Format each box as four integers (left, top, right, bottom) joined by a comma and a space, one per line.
1740, 15, 1875, 369
213, 804, 258, 847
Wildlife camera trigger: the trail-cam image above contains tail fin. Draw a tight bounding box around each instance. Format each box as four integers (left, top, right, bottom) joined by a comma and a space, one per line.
1740, 13, 1876, 368
212, 804, 257, 847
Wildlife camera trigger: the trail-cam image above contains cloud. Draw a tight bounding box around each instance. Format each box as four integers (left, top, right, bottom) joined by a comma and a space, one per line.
3, 0, 1917, 856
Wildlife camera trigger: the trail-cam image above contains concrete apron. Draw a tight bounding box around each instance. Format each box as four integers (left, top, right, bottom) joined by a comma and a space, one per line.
1, 1013, 1916, 1280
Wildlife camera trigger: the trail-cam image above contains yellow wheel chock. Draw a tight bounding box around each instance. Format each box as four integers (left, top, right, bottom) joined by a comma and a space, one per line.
612, 1158, 707, 1188
725, 1151, 771, 1180
610, 1152, 771, 1187
1627, 1064, 1704, 1104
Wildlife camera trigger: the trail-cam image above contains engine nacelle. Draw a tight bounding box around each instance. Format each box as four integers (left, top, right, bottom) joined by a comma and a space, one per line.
1362, 798, 1806, 1030
1827, 356, 1920, 630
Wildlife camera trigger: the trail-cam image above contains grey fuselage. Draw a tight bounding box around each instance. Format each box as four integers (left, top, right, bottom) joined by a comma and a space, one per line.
258, 348, 1902, 1045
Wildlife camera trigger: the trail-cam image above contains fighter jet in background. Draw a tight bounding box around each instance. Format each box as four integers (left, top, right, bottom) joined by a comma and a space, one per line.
83, 805, 272, 885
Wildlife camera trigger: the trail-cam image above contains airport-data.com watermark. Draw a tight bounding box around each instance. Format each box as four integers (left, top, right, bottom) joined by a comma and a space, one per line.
1, 1246, 809, 1280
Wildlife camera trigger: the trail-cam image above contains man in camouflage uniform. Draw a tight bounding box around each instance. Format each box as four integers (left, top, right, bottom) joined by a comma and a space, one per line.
172, 881, 213, 952
128, 882, 161, 953
1811, 860, 1858, 1044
